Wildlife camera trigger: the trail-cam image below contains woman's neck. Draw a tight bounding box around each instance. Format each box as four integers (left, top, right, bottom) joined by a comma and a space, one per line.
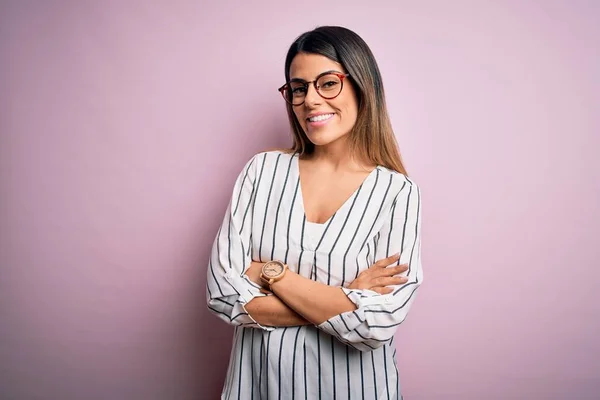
306, 143, 375, 173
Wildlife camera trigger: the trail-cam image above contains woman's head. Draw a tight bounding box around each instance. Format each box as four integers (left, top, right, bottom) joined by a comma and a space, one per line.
284, 52, 359, 151
280, 26, 407, 174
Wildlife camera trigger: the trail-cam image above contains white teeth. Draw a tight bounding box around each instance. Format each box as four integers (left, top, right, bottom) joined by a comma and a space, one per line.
308, 113, 334, 122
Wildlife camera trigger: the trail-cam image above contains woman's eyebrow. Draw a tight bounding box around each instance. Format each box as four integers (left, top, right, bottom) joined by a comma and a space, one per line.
289, 70, 342, 81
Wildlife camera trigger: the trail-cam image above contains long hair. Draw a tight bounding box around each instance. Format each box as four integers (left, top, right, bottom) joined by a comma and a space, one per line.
281, 26, 407, 175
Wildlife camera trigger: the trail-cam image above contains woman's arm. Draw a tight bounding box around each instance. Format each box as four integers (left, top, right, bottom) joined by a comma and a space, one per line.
244, 257, 406, 327
245, 270, 361, 326
317, 180, 423, 351
269, 271, 357, 324
244, 295, 311, 327
206, 154, 275, 330
265, 253, 406, 326
243, 261, 311, 327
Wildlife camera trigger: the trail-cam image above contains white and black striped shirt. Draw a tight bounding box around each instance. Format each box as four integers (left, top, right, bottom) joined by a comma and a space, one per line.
206, 150, 423, 399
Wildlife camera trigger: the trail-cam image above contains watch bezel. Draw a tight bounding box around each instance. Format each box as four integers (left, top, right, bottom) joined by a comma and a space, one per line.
261, 260, 286, 279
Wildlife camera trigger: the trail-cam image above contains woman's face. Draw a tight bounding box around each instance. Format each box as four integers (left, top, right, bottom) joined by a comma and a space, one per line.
288, 53, 359, 148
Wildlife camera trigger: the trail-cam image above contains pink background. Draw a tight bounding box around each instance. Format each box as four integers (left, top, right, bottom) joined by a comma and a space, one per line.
1, 1, 598, 399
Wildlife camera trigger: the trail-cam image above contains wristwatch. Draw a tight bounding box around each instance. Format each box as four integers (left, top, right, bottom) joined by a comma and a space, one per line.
260, 260, 288, 289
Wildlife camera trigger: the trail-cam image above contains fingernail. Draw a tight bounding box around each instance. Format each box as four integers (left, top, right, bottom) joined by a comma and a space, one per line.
393, 252, 400, 258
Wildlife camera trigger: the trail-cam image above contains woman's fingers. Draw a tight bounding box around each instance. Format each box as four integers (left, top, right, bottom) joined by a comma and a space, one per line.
385, 264, 408, 276
373, 263, 408, 278
391, 276, 408, 285
374, 276, 408, 287
374, 253, 401, 268
349, 258, 409, 292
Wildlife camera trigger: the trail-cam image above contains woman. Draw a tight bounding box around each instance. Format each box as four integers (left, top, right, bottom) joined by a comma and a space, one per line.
206, 26, 422, 399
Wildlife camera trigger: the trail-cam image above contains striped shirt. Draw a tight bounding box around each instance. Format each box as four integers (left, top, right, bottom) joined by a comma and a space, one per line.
206, 150, 423, 399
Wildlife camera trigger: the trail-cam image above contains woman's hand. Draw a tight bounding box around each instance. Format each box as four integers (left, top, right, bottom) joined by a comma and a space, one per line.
245, 261, 272, 294
347, 254, 409, 294
245, 261, 264, 284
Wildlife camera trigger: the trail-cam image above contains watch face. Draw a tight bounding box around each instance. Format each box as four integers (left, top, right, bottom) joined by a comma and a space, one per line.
263, 261, 284, 278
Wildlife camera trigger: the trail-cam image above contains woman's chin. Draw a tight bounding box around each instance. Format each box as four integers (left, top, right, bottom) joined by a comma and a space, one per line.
305, 130, 348, 147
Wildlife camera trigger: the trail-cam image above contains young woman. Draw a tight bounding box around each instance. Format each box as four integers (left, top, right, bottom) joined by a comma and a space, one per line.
207, 26, 423, 399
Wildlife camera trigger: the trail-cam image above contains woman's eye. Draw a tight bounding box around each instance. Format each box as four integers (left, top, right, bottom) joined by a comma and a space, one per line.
321, 80, 338, 88
291, 87, 306, 94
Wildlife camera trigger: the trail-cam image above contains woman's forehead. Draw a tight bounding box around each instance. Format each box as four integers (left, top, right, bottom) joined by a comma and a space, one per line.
289, 53, 345, 79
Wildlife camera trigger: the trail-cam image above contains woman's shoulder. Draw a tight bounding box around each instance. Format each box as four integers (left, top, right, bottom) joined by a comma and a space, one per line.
376, 165, 420, 193
255, 147, 296, 158
238, 148, 296, 176
247, 148, 297, 166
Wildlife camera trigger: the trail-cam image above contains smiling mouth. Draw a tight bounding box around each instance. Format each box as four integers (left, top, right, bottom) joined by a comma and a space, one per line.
307, 113, 334, 122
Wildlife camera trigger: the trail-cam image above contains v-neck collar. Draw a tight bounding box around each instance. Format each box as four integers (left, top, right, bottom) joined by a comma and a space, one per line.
293, 153, 380, 227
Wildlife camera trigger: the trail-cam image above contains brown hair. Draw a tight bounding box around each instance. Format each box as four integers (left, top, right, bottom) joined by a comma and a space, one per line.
280, 26, 407, 175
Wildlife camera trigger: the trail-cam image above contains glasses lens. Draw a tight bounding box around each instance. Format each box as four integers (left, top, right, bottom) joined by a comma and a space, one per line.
316, 74, 343, 99
285, 82, 306, 105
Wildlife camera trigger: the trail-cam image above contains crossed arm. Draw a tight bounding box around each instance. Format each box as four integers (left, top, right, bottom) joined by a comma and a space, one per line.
243, 256, 407, 328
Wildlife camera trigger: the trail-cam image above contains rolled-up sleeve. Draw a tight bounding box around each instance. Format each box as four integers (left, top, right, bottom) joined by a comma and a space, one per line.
206, 154, 273, 330
319, 180, 423, 351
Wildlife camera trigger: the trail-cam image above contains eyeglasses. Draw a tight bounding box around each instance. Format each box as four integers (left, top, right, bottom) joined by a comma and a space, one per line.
278, 71, 350, 106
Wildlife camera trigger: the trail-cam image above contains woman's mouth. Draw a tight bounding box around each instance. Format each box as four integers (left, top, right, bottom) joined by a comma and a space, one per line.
307, 113, 334, 127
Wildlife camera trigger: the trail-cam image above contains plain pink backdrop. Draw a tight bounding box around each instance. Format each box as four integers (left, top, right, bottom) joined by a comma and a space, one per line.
1, 1, 598, 399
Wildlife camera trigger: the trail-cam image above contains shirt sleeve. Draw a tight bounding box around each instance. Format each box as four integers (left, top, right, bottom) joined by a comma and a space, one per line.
318, 179, 423, 351
205, 154, 273, 330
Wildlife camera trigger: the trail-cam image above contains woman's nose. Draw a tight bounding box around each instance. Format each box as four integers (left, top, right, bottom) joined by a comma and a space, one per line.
303, 84, 322, 106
